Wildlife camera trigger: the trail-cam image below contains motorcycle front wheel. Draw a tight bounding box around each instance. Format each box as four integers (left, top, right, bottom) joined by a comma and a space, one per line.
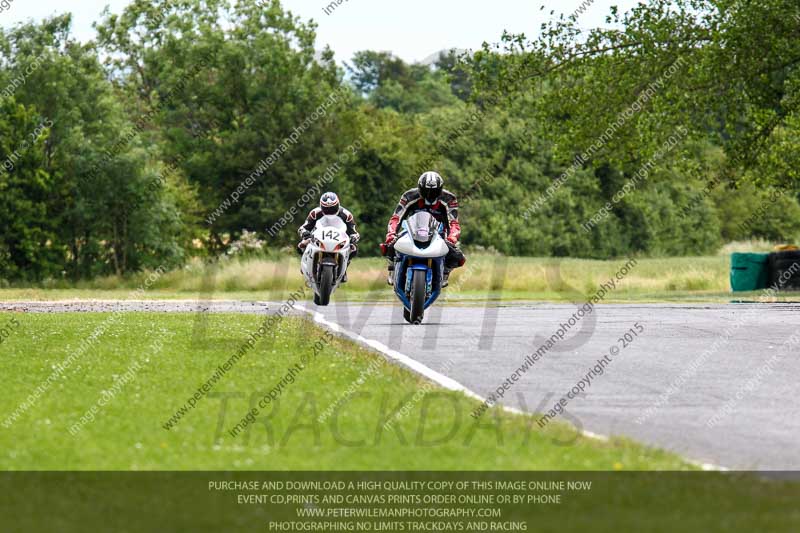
318, 264, 335, 306
407, 269, 426, 324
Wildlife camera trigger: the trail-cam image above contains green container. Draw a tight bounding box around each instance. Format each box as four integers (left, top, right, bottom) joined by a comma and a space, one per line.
730, 253, 770, 292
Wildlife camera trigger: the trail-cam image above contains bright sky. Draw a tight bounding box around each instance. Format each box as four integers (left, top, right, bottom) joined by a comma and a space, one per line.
1, 0, 639, 63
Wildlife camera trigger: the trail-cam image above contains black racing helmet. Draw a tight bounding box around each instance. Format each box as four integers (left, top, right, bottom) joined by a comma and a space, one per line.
320, 192, 340, 215
418, 171, 444, 204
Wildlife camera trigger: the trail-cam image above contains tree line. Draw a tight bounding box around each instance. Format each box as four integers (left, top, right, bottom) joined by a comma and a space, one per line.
1, 0, 798, 282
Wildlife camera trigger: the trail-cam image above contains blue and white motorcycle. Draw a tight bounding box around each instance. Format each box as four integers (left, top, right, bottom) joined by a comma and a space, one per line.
391, 212, 449, 324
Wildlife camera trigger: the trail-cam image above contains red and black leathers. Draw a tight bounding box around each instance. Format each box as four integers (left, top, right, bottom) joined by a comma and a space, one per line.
384, 188, 465, 270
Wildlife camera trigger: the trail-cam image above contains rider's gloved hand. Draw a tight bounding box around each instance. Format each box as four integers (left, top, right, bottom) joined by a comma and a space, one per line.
446, 234, 458, 245
380, 233, 397, 256
297, 239, 310, 255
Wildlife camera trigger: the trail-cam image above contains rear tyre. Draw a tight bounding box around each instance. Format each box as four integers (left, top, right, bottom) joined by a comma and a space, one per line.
408, 270, 426, 324
318, 264, 335, 306
313, 293, 321, 306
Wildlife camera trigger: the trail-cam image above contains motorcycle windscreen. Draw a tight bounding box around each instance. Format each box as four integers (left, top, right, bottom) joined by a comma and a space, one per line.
316, 215, 347, 231
405, 212, 439, 243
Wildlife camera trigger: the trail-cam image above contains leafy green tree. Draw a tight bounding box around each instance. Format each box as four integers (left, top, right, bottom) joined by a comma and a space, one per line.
1, 15, 199, 279
348, 51, 460, 114
5, 0, 798, 281
426, 95, 723, 258
335, 108, 430, 252
472, 0, 800, 190
0, 98, 58, 281
712, 183, 800, 243
349, 51, 415, 94
435, 50, 473, 102
96, 0, 354, 250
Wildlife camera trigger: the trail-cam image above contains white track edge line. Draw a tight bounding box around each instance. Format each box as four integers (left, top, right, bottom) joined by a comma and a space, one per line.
296, 304, 728, 473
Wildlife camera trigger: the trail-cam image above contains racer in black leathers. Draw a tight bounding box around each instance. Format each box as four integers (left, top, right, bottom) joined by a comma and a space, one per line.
381, 172, 466, 286
298, 192, 360, 281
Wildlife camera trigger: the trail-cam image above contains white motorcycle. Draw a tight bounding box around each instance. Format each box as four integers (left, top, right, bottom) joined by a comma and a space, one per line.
300, 215, 351, 306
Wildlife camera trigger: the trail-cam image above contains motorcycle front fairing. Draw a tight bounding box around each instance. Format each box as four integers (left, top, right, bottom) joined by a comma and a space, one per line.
313, 216, 350, 277
300, 215, 351, 297
392, 214, 448, 311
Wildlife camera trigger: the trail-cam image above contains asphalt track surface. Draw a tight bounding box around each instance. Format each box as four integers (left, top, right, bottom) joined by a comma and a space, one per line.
310, 301, 800, 471
3, 299, 799, 470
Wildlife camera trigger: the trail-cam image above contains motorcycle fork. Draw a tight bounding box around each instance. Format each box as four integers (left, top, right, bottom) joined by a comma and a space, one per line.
427, 259, 433, 294
316, 251, 341, 279
404, 258, 434, 295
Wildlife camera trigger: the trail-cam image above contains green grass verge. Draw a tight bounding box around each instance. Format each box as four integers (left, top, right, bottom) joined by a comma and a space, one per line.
2, 254, 799, 303
0, 312, 691, 470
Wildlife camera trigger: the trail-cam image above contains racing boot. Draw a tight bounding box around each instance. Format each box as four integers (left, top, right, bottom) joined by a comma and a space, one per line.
342, 258, 351, 283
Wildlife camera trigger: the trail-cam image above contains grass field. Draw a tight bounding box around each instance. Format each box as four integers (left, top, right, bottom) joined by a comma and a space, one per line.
2, 249, 799, 303
0, 312, 692, 470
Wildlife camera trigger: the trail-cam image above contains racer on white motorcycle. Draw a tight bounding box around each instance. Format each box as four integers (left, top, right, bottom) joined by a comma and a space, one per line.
298, 192, 360, 281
